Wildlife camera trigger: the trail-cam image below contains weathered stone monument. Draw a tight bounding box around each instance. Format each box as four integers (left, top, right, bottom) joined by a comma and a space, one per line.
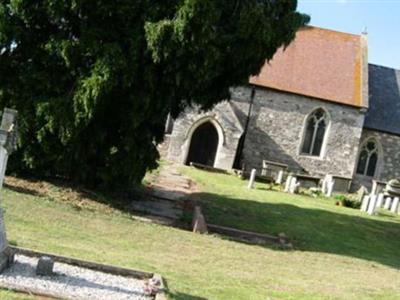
360, 195, 369, 212
367, 195, 377, 215
0, 108, 18, 272
385, 179, 400, 196
247, 169, 256, 189
192, 206, 207, 234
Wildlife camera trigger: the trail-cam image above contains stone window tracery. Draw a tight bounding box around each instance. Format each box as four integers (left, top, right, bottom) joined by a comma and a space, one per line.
301, 108, 328, 156
356, 140, 379, 177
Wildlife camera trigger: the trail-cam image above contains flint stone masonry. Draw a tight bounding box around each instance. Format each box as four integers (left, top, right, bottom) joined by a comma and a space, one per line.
167, 101, 243, 170
167, 86, 365, 179
353, 129, 400, 190
238, 87, 365, 178
165, 84, 400, 191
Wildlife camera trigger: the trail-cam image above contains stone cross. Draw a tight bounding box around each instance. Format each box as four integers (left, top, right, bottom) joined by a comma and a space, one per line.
247, 169, 256, 189
0, 108, 18, 272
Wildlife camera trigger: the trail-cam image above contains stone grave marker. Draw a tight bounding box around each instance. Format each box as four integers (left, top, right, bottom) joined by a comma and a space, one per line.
275, 170, 284, 185
376, 193, 384, 208
367, 195, 377, 215
247, 169, 256, 189
284, 175, 292, 193
0, 108, 18, 272
390, 197, 399, 214
384, 197, 392, 210
360, 195, 369, 212
326, 180, 335, 197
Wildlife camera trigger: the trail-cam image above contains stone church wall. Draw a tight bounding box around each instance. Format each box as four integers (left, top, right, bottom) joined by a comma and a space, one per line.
167, 101, 243, 169
353, 129, 400, 189
236, 86, 366, 178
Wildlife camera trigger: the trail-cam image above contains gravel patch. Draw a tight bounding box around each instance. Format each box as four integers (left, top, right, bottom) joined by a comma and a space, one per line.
0, 255, 153, 300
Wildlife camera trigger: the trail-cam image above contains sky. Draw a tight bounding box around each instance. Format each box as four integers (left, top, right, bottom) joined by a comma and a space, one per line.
298, 0, 400, 69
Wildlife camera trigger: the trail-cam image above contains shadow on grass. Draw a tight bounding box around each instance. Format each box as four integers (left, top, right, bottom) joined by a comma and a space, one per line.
191, 191, 400, 270
3, 176, 133, 212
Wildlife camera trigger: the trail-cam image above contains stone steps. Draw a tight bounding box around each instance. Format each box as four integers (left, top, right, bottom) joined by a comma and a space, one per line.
130, 197, 183, 220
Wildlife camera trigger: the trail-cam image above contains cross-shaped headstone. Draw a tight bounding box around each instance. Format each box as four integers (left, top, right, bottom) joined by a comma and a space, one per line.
0, 108, 18, 272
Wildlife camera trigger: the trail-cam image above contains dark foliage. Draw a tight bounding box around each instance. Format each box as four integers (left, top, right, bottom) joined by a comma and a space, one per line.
0, 0, 308, 189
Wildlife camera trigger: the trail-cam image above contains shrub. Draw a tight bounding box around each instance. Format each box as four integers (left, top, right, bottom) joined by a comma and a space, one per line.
334, 194, 361, 209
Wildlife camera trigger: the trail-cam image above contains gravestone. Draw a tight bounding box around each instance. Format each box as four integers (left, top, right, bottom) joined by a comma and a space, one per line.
247, 169, 256, 189
36, 256, 54, 276
384, 197, 392, 210
367, 195, 377, 215
288, 177, 299, 194
284, 175, 292, 193
376, 193, 385, 208
326, 180, 335, 197
275, 170, 284, 185
357, 186, 368, 203
192, 206, 207, 234
0, 108, 18, 272
390, 197, 399, 214
360, 195, 369, 212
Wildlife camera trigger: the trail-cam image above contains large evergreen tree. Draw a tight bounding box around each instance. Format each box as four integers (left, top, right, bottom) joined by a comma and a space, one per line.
0, 0, 308, 189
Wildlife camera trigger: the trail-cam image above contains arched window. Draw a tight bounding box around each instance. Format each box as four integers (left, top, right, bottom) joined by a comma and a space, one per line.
356, 140, 379, 177
301, 109, 328, 156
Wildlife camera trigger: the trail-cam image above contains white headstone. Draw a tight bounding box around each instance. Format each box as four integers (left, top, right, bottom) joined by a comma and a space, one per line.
367, 195, 377, 215
376, 193, 384, 208
289, 177, 300, 194
360, 195, 370, 212
390, 197, 399, 213
321, 177, 328, 194
326, 180, 335, 197
370, 180, 378, 196
247, 169, 256, 189
284, 175, 292, 193
384, 197, 392, 210
322, 174, 334, 196
275, 170, 284, 185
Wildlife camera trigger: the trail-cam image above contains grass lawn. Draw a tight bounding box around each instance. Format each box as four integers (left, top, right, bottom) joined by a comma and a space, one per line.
181, 167, 400, 268
0, 169, 400, 299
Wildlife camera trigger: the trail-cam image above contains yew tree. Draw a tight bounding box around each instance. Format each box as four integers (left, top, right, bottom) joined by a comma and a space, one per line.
0, 0, 308, 189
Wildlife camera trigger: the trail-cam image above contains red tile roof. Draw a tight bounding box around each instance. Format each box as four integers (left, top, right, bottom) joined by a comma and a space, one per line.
250, 26, 367, 107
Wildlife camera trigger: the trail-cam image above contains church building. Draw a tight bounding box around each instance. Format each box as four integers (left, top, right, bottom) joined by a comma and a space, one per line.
162, 26, 400, 191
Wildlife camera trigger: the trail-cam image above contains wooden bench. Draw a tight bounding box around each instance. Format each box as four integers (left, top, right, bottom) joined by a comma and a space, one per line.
293, 173, 322, 189
261, 160, 288, 182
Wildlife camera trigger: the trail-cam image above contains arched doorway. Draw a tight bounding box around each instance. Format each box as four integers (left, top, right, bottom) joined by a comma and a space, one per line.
186, 122, 219, 167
